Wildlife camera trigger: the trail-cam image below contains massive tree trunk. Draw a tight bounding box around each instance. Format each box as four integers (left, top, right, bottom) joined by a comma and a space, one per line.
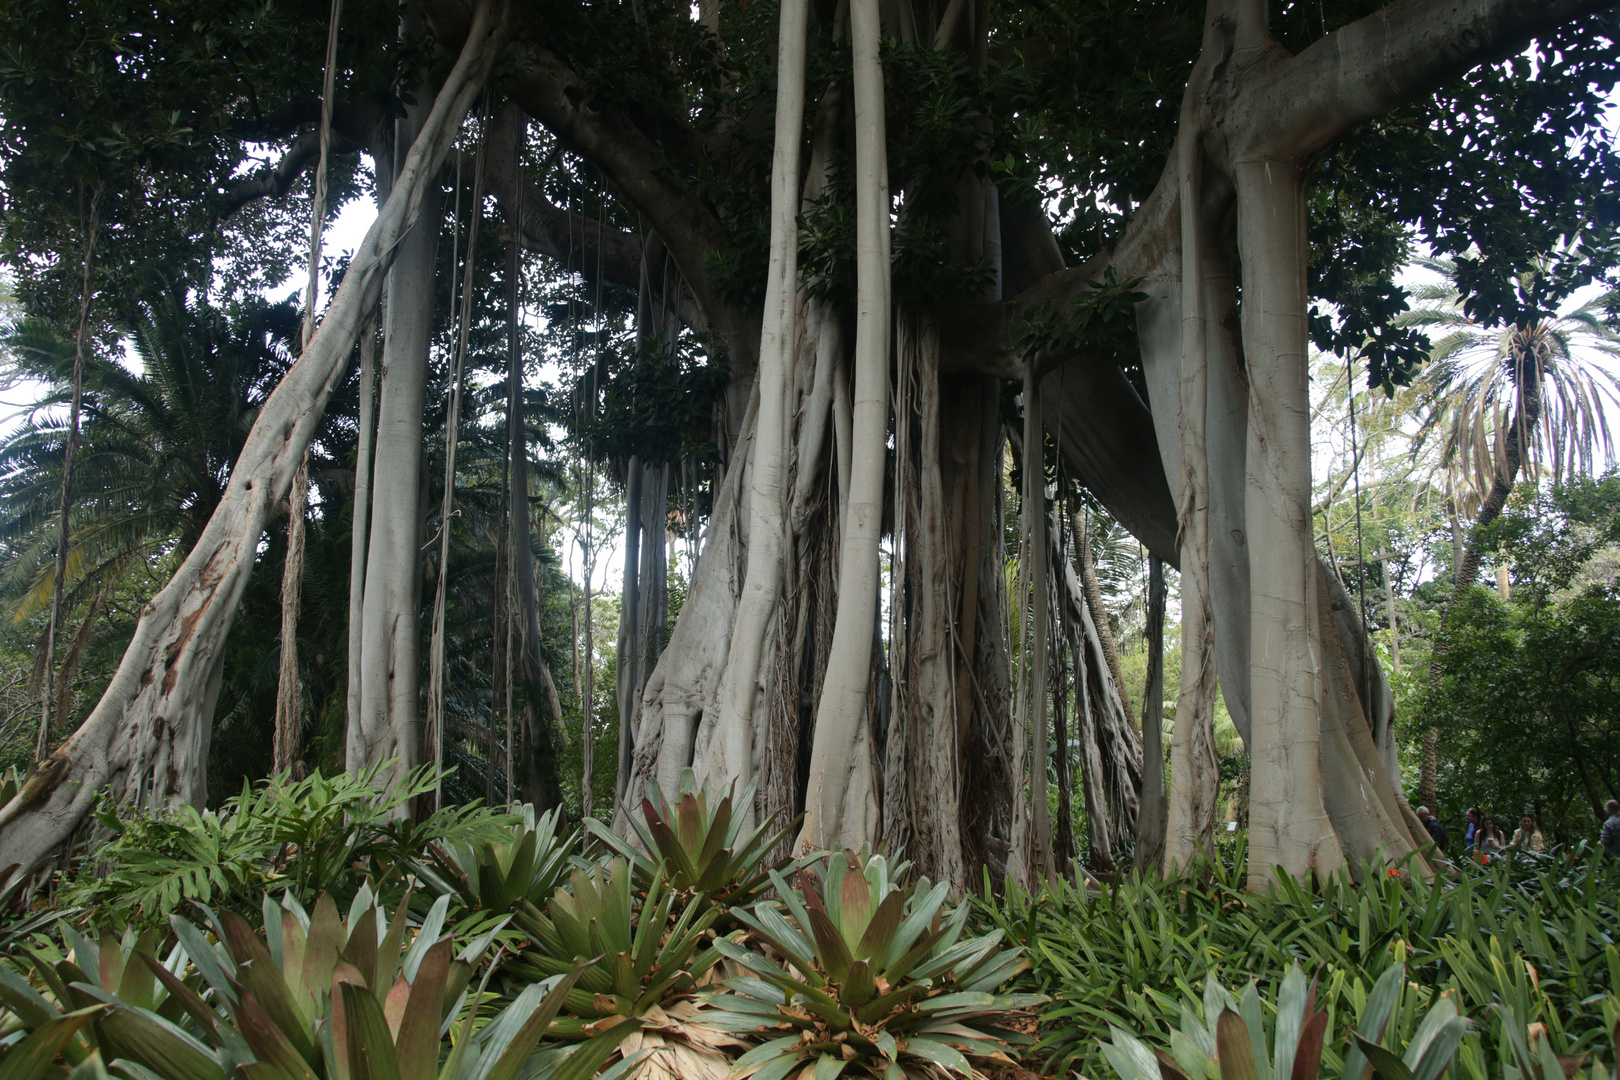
507, 0, 1599, 890
348, 13, 446, 778
0, 0, 509, 878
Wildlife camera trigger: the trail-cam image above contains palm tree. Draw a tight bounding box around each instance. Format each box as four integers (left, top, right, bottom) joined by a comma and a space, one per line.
1401, 257, 1620, 587
1399, 256, 1620, 808
0, 282, 301, 742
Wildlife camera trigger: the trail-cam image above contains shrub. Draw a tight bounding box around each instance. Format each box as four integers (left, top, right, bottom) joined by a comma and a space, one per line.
62, 765, 513, 929
974, 843, 1620, 1080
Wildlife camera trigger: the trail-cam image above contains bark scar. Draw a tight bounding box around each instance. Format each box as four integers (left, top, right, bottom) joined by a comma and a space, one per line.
18, 749, 73, 806
162, 607, 206, 694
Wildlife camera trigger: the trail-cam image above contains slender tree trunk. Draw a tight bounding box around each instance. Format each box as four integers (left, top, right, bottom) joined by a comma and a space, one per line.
1076, 507, 1133, 729
427, 126, 486, 806
793, 0, 887, 854
1165, 107, 1219, 871
703, 0, 809, 819
38, 183, 102, 762
580, 481, 596, 814
1024, 371, 1054, 879
0, 1, 507, 878
1380, 552, 1401, 676
52, 571, 115, 731
1052, 613, 1074, 875
503, 208, 560, 811
346, 313, 381, 737
274, 0, 344, 777
273, 466, 310, 774
350, 26, 445, 777
798, 0, 887, 851
616, 456, 644, 800
1134, 557, 1167, 871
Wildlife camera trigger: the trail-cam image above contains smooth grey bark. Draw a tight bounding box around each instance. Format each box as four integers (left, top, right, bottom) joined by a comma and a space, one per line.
1024, 373, 1054, 878
0, 0, 508, 879
699, 0, 810, 816
800, 0, 888, 853
349, 49, 444, 778
1165, 93, 1220, 870
615, 237, 676, 804
495, 0, 1604, 882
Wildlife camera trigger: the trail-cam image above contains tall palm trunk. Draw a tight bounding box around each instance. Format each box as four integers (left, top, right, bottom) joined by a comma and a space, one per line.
1422, 377, 1543, 808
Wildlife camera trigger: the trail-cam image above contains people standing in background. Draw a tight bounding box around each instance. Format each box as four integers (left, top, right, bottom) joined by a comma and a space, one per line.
1601, 800, 1620, 859
1508, 814, 1545, 853
1464, 807, 1482, 852
1416, 806, 1448, 851
1478, 816, 1505, 857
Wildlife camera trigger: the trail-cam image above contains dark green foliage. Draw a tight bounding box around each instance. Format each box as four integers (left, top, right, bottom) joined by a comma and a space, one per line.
1418, 476, 1620, 839
572, 335, 727, 472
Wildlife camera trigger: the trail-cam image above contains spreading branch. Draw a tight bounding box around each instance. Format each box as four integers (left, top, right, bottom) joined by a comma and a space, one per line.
220, 128, 358, 219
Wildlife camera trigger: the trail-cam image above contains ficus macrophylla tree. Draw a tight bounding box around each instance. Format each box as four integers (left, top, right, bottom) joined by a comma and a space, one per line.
0, 0, 1614, 889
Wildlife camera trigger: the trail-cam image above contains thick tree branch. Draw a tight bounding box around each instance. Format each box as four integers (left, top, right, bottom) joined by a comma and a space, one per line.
417, 0, 748, 360
238, 99, 392, 162
220, 128, 358, 219
503, 45, 749, 359
1250, 0, 1619, 160
478, 107, 710, 334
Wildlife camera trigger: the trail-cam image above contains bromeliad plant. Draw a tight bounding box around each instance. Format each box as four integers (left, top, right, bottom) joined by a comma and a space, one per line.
585, 770, 813, 915
705, 849, 1043, 1080
508, 857, 724, 1030
415, 803, 578, 946
0, 887, 635, 1080
505, 857, 743, 1080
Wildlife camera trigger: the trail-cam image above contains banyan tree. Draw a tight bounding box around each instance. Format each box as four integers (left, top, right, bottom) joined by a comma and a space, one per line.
0, 0, 1614, 892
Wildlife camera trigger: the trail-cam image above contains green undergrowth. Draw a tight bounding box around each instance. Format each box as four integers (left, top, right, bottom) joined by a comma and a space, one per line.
972, 837, 1620, 1080
0, 771, 1041, 1080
